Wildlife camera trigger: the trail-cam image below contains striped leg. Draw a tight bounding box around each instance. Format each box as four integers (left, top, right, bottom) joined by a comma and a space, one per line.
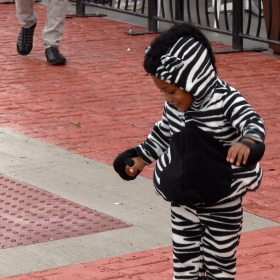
171, 198, 243, 280
171, 203, 206, 280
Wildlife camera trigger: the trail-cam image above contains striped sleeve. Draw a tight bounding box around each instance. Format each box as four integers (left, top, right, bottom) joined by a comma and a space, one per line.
135, 103, 171, 164
223, 89, 265, 143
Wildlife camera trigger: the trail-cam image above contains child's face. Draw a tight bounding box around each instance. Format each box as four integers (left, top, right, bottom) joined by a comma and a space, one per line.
152, 76, 193, 112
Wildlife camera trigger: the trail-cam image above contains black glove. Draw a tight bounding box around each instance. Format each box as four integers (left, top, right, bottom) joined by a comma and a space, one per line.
113, 148, 141, 181
240, 140, 265, 166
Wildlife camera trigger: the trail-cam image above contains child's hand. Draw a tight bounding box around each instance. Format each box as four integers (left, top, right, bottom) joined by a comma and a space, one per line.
227, 138, 256, 166
125, 156, 146, 177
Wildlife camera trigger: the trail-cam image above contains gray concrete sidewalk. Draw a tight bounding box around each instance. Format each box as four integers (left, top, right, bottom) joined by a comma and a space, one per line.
0, 127, 278, 278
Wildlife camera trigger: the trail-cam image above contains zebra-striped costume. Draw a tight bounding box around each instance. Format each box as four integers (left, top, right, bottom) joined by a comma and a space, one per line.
135, 36, 265, 279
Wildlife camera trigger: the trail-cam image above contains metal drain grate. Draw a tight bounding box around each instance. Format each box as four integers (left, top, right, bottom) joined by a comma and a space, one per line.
0, 175, 131, 249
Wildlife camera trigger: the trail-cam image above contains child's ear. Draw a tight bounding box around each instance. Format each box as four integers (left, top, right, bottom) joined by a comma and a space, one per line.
161, 55, 184, 71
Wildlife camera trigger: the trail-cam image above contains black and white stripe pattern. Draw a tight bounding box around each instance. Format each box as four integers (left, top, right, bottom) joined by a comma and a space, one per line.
171, 198, 243, 279
156, 37, 217, 110
136, 32, 265, 280
135, 36, 265, 205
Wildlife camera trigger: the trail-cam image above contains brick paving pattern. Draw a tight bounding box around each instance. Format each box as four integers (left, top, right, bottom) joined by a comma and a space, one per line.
0, 3, 280, 280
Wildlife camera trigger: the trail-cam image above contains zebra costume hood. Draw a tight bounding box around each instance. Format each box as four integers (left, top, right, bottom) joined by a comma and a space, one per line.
153, 36, 217, 110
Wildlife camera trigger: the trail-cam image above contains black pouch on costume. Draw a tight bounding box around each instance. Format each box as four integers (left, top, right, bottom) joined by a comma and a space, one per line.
155, 122, 233, 205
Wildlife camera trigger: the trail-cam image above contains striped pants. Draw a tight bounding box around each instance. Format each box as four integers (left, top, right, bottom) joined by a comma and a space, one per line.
171, 198, 243, 280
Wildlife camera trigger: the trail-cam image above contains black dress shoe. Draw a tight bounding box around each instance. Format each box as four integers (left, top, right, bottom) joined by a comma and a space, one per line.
17, 22, 36, 56
45, 46, 66, 65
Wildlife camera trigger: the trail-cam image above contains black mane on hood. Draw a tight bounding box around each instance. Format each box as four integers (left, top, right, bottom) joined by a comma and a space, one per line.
144, 23, 217, 76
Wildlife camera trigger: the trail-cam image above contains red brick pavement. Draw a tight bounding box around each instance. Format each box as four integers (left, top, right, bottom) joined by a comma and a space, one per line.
0, 3, 280, 279
1, 227, 280, 280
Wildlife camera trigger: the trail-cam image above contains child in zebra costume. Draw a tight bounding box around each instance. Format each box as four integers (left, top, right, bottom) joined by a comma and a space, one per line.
113, 23, 265, 280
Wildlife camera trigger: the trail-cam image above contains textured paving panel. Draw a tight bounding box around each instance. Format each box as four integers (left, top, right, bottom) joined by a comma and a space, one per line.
0, 175, 130, 249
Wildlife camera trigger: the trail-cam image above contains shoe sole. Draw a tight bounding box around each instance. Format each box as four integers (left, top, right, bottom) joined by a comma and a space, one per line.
48, 61, 66, 66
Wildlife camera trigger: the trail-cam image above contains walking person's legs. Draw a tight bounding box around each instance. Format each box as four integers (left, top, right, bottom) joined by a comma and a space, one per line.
43, 0, 68, 65
15, 0, 36, 55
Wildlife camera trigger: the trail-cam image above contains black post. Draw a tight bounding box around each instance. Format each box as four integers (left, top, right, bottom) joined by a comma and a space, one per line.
175, 0, 184, 21
148, 0, 158, 33
76, 0, 86, 16
232, 0, 243, 51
